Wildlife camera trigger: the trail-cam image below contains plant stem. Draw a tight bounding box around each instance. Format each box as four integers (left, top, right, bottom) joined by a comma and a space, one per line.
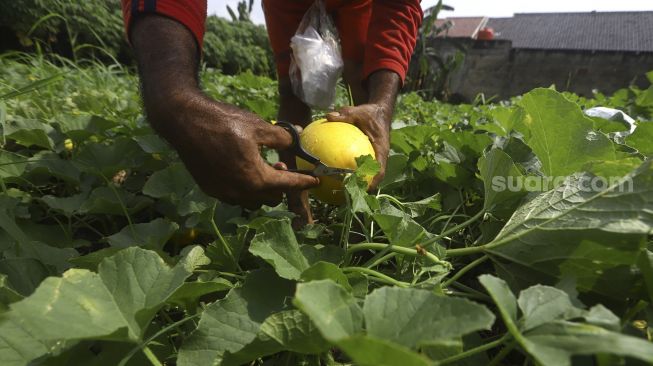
347, 243, 448, 267
142, 346, 163, 366
342, 267, 410, 287
365, 252, 396, 268
118, 313, 200, 366
210, 201, 239, 270
438, 334, 509, 365
442, 255, 489, 287
422, 209, 486, 249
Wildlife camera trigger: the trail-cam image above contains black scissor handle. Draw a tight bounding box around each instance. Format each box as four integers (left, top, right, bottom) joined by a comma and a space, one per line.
276, 121, 321, 165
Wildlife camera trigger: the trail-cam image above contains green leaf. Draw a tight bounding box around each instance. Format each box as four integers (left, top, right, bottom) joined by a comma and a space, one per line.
249, 219, 309, 280
300, 244, 344, 266
0, 274, 22, 309
300, 261, 352, 292
363, 287, 495, 349
0, 269, 129, 365
479, 274, 518, 324
515, 89, 616, 177
626, 122, 653, 156
355, 154, 381, 177
80, 186, 152, 216
517, 285, 583, 331
373, 202, 428, 247
106, 218, 179, 250
3, 239, 77, 273
259, 310, 329, 354
524, 321, 653, 366
344, 174, 373, 214
98, 247, 195, 339
142, 163, 196, 200
40, 192, 88, 217
487, 161, 653, 301
57, 114, 117, 140
25, 151, 81, 184
337, 335, 431, 366
142, 163, 213, 216
74, 138, 145, 177
177, 270, 294, 366
133, 134, 169, 154
2, 117, 56, 149
478, 149, 527, 218
67, 247, 124, 272
402, 193, 441, 218
0, 151, 27, 181
380, 153, 409, 189
167, 278, 233, 308
293, 280, 363, 341
0, 258, 50, 297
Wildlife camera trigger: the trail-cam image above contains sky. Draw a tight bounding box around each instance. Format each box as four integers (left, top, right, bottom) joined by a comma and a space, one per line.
208, 0, 652, 25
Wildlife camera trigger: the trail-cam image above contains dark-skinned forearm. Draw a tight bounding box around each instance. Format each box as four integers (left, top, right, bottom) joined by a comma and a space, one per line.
131, 15, 203, 137
367, 70, 401, 128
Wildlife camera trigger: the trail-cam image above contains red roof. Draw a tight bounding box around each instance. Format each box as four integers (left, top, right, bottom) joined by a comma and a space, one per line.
434, 17, 488, 38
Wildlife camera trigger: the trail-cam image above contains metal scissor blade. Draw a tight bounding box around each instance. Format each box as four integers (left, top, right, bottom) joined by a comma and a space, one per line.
312, 164, 355, 177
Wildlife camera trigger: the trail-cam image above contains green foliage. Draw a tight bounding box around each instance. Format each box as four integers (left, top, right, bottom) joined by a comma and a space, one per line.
0, 0, 125, 61
1, 0, 274, 76
0, 52, 652, 365
203, 16, 274, 77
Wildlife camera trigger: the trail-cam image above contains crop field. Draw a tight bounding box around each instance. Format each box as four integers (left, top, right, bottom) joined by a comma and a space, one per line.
0, 52, 653, 366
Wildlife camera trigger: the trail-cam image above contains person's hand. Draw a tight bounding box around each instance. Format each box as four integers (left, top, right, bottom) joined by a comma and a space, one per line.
130, 16, 318, 209
325, 70, 401, 190
162, 95, 319, 209
326, 103, 392, 189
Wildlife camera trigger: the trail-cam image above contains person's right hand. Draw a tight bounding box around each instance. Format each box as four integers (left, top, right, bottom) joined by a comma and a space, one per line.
130, 15, 318, 209
162, 95, 320, 209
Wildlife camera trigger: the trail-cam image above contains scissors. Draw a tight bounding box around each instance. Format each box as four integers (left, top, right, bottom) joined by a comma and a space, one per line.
276, 121, 355, 177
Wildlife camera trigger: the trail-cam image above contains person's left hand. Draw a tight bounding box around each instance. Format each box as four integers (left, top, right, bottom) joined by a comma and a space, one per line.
326, 103, 392, 189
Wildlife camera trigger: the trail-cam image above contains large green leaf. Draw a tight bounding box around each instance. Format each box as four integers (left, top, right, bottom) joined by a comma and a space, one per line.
626, 122, 653, 156
293, 280, 363, 341
0, 274, 22, 310
177, 270, 294, 366
517, 285, 583, 331
373, 202, 428, 247
337, 335, 432, 366
98, 246, 196, 339
300, 261, 352, 292
481, 275, 653, 366
487, 161, 653, 301
0, 269, 128, 366
57, 114, 117, 140
0, 258, 50, 297
0, 247, 199, 365
73, 138, 145, 177
79, 186, 152, 216
25, 151, 80, 184
105, 218, 179, 250
259, 310, 329, 354
2, 117, 56, 149
523, 321, 653, 366
515, 88, 616, 177
249, 219, 309, 280
40, 192, 88, 217
478, 148, 527, 218
363, 287, 494, 349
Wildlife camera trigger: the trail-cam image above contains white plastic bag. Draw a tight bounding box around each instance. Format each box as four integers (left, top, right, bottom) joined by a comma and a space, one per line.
584, 107, 637, 142
289, 0, 343, 110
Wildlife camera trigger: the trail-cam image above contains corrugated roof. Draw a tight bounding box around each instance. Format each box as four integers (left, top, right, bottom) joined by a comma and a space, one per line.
434, 17, 488, 38
486, 12, 653, 53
